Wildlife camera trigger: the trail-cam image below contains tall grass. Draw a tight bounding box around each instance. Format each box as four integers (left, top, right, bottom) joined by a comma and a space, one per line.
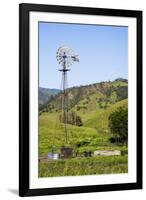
39, 155, 128, 177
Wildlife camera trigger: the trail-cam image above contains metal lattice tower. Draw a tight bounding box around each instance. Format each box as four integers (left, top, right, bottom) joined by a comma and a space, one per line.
56, 46, 79, 144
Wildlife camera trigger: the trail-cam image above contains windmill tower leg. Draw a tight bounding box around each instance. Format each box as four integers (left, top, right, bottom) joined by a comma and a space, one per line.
62, 68, 68, 144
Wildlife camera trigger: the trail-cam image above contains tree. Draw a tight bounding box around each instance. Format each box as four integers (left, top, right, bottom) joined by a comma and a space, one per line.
108, 107, 128, 145
59, 111, 83, 126
75, 115, 83, 126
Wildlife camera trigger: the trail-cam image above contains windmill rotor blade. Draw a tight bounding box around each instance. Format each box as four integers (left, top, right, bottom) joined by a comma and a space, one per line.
56, 46, 79, 66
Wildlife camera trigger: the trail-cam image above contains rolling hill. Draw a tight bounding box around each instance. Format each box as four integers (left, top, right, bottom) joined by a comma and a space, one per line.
39, 87, 61, 106
44, 78, 128, 113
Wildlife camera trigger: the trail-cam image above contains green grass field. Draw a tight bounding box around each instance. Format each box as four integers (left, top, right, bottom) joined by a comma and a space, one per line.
39, 155, 128, 177
39, 97, 128, 177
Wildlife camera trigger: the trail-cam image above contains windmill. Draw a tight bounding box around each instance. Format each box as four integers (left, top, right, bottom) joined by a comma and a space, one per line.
56, 46, 79, 158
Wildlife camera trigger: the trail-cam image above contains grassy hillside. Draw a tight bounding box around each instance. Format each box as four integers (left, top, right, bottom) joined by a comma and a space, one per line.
39, 78, 128, 177
84, 99, 128, 132
39, 99, 128, 156
45, 79, 128, 113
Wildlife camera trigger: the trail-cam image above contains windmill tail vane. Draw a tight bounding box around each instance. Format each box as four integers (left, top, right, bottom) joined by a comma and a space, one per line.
71, 55, 79, 62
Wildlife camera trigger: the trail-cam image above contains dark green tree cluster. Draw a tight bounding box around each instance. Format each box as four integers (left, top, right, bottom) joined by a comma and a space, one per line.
108, 107, 128, 145
116, 86, 128, 101
60, 111, 83, 126
106, 86, 128, 102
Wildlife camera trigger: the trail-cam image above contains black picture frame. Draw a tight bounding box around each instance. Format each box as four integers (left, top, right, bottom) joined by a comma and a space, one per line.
19, 3, 143, 197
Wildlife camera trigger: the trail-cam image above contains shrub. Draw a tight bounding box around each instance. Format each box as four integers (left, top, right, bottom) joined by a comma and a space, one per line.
109, 137, 116, 143
121, 149, 128, 155
109, 107, 128, 145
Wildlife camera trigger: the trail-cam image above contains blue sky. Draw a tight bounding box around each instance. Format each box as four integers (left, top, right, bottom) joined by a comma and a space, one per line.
39, 22, 128, 89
